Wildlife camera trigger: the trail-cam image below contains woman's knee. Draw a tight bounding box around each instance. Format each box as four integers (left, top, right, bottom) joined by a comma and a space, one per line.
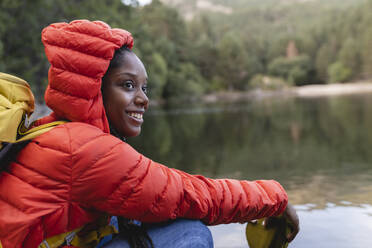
148, 219, 213, 248
182, 220, 213, 248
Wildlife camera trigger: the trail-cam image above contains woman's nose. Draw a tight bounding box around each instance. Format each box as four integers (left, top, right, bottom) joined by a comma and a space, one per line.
134, 89, 149, 109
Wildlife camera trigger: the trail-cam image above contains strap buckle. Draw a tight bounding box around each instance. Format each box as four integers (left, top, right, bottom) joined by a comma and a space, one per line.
65, 231, 77, 246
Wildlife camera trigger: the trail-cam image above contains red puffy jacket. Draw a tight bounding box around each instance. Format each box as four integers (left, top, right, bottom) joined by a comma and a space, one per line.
0, 20, 288, 248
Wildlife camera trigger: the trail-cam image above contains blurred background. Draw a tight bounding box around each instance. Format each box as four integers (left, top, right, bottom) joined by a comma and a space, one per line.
2, 0, 372, 247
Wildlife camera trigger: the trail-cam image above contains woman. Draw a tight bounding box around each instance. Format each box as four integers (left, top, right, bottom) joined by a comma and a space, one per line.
0, 20, 298, 248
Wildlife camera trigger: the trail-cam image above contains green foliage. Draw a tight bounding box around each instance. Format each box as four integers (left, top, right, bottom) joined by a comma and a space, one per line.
338, 38, 360, 77
216, 32, 251, 90
209, 76, 225, 92
328, 62, 352, 83
361, 27, 372, 78
1, 0, 372, 103
249, 74, 288, 90
268, 55, 312, 86
268, 57, 293, 79
165, 63, 206, 102
147, 52, 168, 99
314, 42, 338, 82
0, 41, 4, 72
288, 66, 308, 86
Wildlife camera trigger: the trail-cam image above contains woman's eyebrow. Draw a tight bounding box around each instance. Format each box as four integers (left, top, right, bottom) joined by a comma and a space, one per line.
117, 72, 137, 77
116, 72, 148, 82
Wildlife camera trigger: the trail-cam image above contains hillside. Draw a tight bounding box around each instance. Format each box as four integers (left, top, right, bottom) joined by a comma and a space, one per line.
160, 0, 366, 19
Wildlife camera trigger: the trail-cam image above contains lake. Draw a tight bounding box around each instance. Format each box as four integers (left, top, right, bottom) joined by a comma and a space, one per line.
128, 93, 372, 248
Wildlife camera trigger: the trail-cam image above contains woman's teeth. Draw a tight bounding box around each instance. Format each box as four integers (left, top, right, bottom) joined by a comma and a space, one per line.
128, 112, 143, 119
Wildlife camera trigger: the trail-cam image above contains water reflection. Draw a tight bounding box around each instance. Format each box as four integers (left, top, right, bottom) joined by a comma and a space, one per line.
128, 93, 372, 247
209, 204, 372, 248
289, 204, 372, 248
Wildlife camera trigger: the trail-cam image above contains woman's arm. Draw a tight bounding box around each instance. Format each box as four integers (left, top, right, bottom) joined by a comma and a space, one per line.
71, 132, 287, 225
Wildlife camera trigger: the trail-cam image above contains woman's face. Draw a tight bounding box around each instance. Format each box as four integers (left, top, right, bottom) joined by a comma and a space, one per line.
102, 51, 149, 137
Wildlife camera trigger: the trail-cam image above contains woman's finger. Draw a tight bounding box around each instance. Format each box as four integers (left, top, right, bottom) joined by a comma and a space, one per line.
283, 203, 300, 242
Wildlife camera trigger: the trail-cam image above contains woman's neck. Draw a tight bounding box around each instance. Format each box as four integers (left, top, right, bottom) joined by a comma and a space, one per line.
109, 125, 126, 142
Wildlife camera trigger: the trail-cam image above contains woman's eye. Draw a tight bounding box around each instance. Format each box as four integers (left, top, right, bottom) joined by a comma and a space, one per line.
142, 85, 148, 94
122, 81, 134, 89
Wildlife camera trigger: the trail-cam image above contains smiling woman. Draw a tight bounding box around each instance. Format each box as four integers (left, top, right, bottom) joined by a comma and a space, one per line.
0, 20, 298, 248
102, 47, 149, 138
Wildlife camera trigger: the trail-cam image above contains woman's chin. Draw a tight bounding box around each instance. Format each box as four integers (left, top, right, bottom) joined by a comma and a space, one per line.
122, 127, 141, 138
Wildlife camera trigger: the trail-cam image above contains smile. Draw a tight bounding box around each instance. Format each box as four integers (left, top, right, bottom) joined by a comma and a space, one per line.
127, 112, 143, 120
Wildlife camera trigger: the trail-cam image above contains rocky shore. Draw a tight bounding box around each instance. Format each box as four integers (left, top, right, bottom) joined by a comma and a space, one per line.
202, 81, 372, 103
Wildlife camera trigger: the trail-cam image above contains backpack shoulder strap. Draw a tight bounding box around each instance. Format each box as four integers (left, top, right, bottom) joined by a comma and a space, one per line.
17, 120, 68, 142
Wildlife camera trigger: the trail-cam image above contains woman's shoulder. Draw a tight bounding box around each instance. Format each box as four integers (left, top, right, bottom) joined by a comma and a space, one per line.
32, 122, 121, 154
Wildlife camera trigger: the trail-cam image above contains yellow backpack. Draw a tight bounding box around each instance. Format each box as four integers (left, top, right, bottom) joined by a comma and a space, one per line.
0, 72, 65, 147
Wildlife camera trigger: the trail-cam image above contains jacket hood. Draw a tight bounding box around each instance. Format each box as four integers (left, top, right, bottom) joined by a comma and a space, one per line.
41, 20, 133, 133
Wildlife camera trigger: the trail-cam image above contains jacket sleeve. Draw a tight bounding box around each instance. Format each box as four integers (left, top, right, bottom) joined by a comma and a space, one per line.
70, 132, 288, 225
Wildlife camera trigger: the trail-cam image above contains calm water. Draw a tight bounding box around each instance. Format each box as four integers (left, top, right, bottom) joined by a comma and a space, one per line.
128, 94, 372, 248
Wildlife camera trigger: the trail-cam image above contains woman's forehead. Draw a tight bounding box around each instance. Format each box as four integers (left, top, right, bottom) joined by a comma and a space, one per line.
113, 52, 148, 80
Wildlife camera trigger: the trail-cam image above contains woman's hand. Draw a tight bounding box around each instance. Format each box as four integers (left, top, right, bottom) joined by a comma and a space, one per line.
282, 203, 300, 242
245, 203, 299, 247
263, 202, 299, 242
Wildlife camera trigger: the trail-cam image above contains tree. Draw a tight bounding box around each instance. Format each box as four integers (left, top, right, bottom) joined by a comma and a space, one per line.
268, 55, 312, 85
361, 27, 372, 78
216, 32, 260, 90
338, 38, 360, 78
147, 52, 168, 99
328, 62, 352, 83
165, 63, 206, 102
0, 0, 136, 101
315, 42, 338, 82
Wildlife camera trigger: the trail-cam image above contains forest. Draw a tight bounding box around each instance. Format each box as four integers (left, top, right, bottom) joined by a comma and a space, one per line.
1, 0, 372, 102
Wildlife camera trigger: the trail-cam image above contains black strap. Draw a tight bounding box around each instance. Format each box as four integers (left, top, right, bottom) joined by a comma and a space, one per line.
117, 217, 154, 248
0, 141, 30, 171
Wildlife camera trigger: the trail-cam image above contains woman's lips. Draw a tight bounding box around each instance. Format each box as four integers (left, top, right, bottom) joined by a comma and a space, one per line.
127, 112, 143, 120
127, 111, 144, 125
